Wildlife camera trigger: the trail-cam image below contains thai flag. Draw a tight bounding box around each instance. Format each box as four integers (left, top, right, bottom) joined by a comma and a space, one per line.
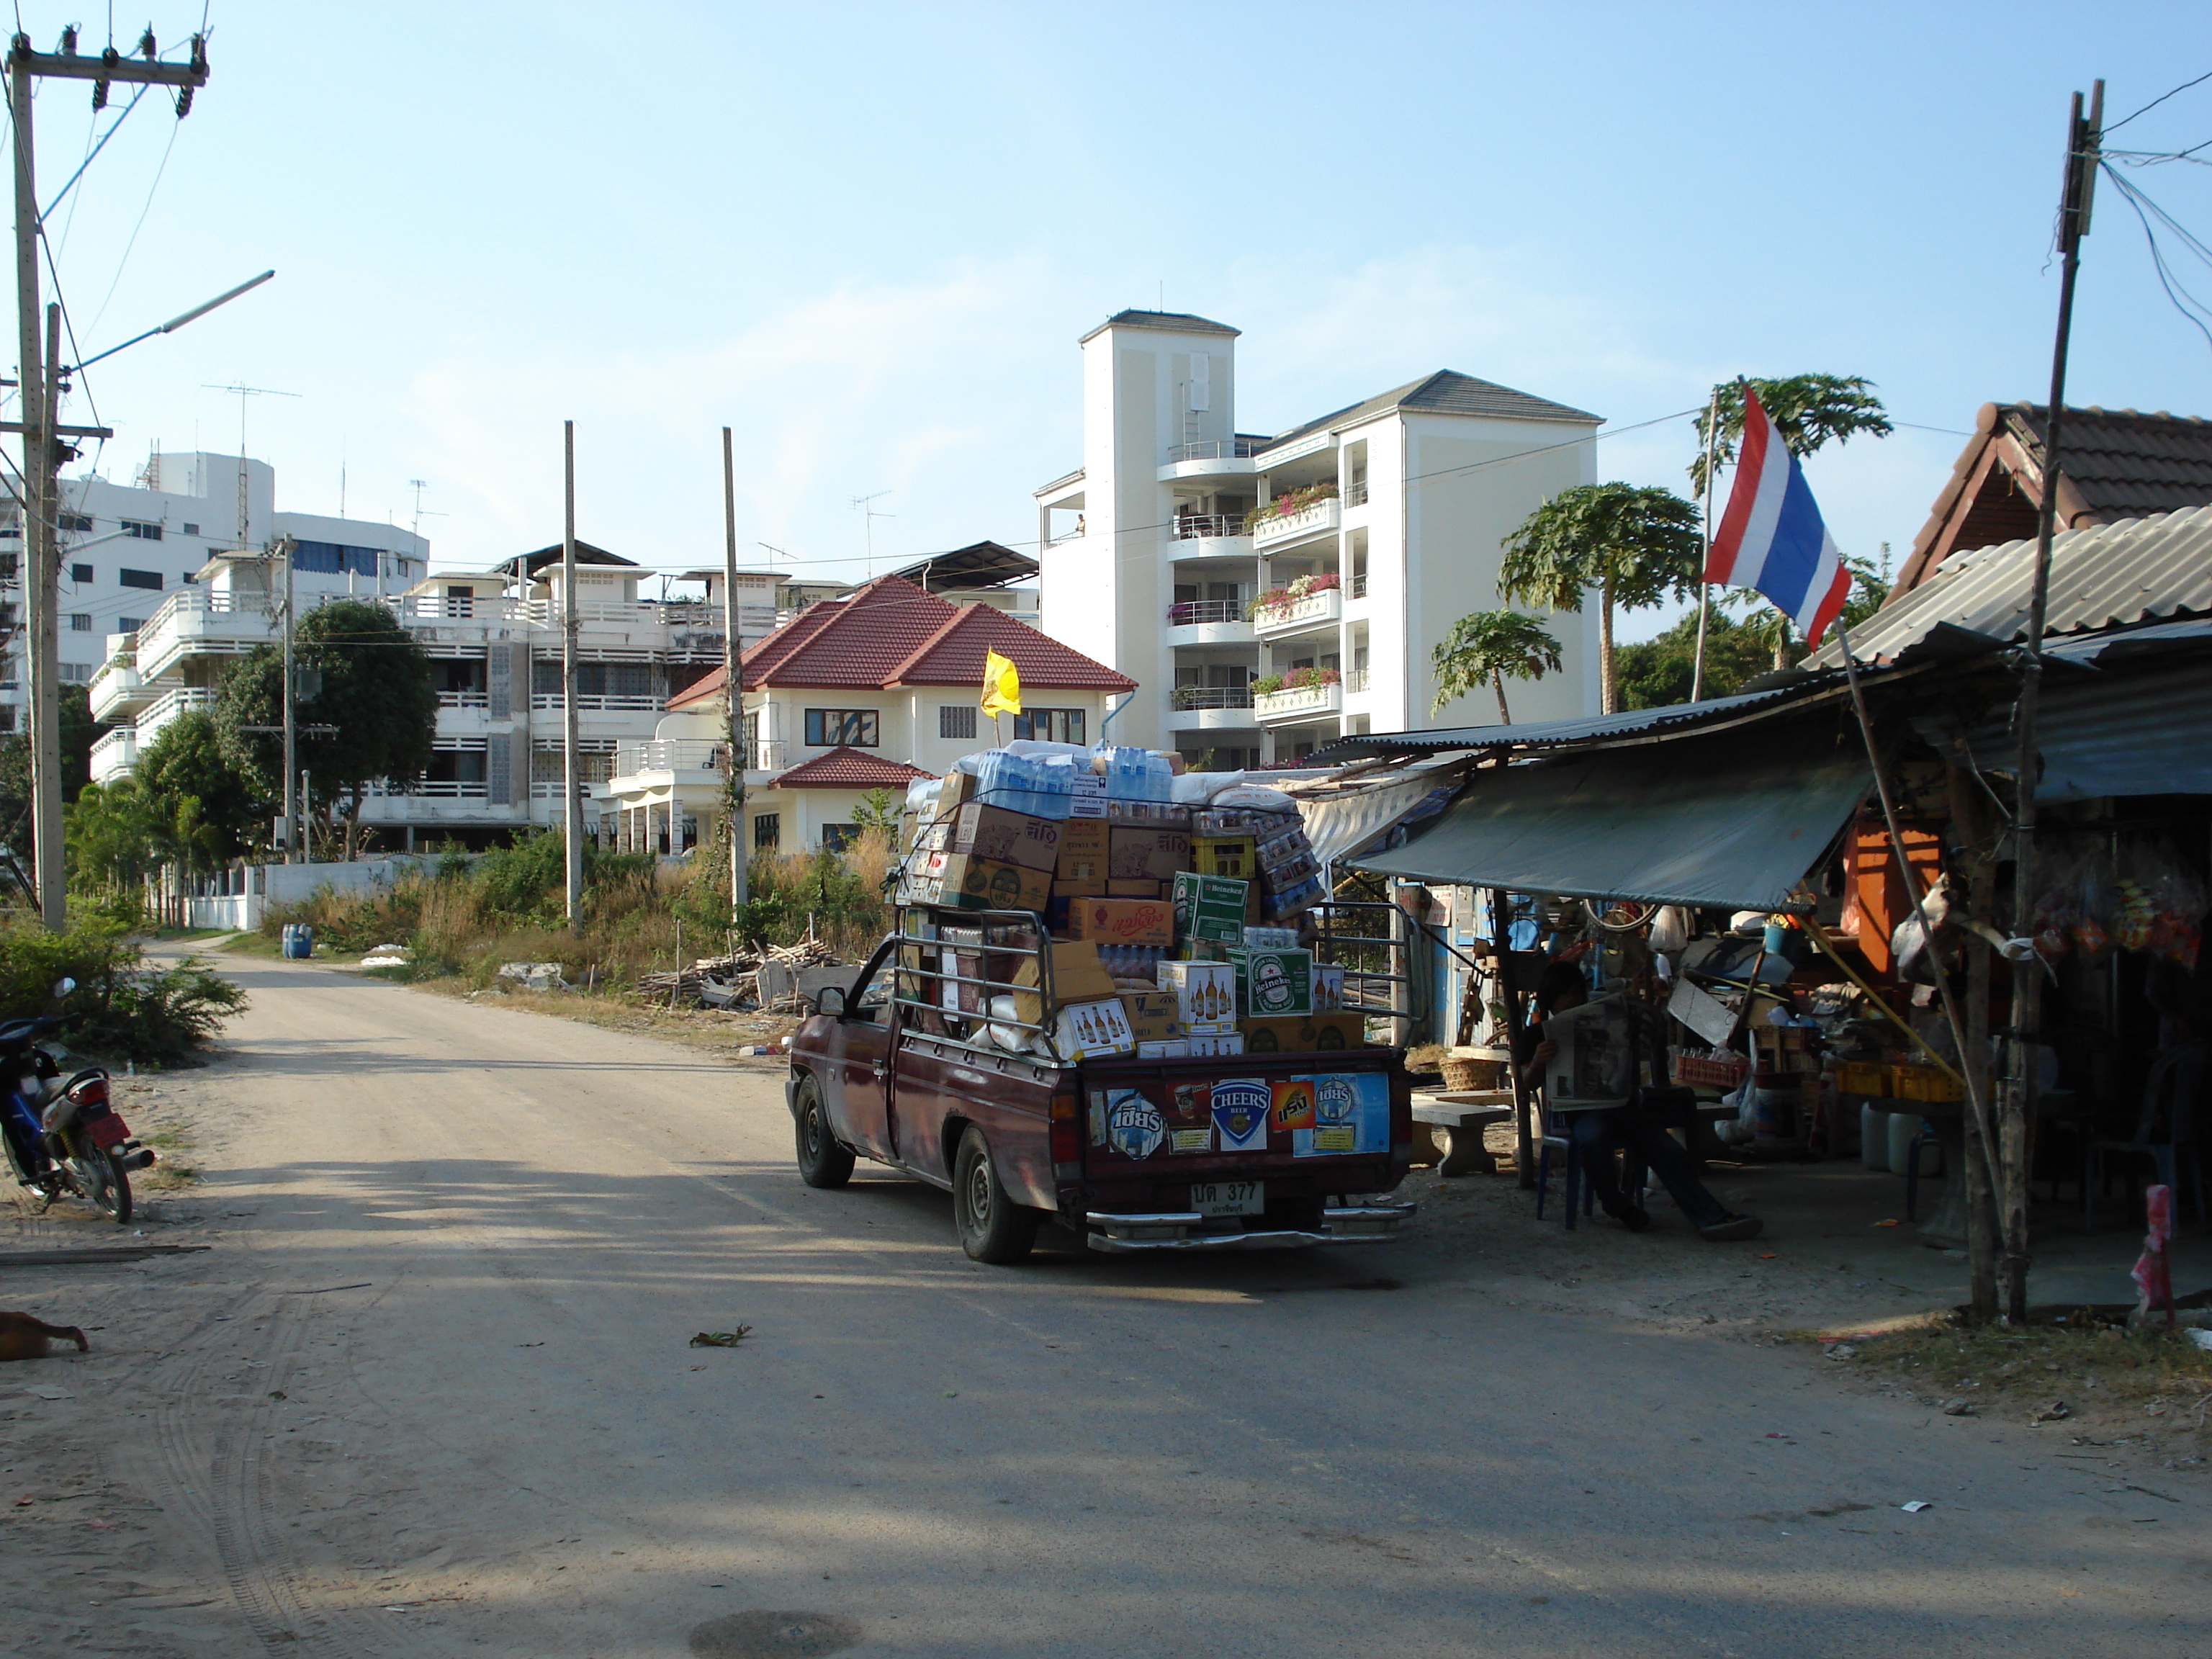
1705, 387, 1852, 647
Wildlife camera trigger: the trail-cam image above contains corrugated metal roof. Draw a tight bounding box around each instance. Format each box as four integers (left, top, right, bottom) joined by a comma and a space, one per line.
1308, 679, 1830, 762
2044, 616, 2212, 664
1809, 505, 2212, 666
1922, 654, 2212, 801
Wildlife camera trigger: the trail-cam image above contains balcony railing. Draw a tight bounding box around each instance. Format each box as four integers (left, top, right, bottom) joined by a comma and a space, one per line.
1349, 572, 1367, 599
1170, 514, 1249, 541
1166, 599, 1246, 625
1171, 685, 1256, 711
1344, 668, 1370, 693
436, 689, 490, 709
613, 738, 729, 777
1251, 497, 1341, 551
1164, 439, 1264, 464
1252, 588, 1342, 633
1255, 680, 1343, 720
1344, 479, 1370, 508
529, 692, 665, 713
138, 686, 217, 732
89, 727, 136, 778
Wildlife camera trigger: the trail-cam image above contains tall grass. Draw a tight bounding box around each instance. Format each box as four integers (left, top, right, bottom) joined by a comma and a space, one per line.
264, 829, 896, 993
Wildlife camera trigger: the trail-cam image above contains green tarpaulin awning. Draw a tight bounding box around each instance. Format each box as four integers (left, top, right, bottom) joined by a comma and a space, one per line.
1346, 726, 1869, 914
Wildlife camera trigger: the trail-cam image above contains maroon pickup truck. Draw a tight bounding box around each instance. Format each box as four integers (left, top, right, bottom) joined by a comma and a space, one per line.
783, 920, 1416, 1264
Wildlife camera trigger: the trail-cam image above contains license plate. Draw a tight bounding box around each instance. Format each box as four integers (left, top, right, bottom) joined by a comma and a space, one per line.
86, 1112, 127, 1148
1190, 1180, 1262, 1218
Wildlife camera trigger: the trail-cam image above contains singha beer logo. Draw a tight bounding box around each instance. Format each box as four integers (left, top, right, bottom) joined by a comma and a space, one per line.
1249, 953, 1295, 1015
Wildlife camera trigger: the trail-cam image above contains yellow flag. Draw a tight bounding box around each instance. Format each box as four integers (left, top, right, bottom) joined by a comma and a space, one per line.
981, 649, 1022, 718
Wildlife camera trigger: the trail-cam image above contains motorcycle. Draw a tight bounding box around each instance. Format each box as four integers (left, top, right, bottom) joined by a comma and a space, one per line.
0, 977, 156, 1226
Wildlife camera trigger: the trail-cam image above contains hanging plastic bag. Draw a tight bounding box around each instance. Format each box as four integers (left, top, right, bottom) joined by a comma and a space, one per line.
1649, 905, 1691, 958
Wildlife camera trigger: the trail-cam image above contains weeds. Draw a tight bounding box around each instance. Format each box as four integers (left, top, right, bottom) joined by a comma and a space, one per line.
0, 914, 246, 1067
1838, 1316, 2212, 1422
261, 828, 896, 997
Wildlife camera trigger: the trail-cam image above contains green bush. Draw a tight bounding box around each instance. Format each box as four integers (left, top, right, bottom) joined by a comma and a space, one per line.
0, 917, 245, 1068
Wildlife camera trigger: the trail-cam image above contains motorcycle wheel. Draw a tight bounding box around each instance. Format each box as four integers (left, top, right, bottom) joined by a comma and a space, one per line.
71, 1146, 131, 1225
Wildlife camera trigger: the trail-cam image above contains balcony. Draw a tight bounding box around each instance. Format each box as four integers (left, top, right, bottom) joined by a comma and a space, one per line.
1251, 585, 1341, 639
436, 689, 490, 710
1164, 513, 1253, 566
1158, 438, 1263, 484
1251, 496, 1340, 552
89, 726, 135, 783
137, 685, 216, 741
1163, 685, 1257, 734
1344, 479, 1370, 508
1255, 678, 1343, 724
608, 737, 730, 788
89, 656, 148, 724
1166, 599, 1255, 647
529, 692, 665, 714
1344, 668, 1371, 695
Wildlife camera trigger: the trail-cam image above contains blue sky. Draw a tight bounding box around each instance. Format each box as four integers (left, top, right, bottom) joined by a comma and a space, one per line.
27, 2, 2212, 636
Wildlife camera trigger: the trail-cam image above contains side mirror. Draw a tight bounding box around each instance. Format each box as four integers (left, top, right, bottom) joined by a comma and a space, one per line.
813, 986, 847, 1019
52, 977, 74, 999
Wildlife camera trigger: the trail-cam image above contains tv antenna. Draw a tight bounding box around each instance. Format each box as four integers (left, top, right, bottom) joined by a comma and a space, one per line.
850, 490, 892, 579
203, 382, 300, 549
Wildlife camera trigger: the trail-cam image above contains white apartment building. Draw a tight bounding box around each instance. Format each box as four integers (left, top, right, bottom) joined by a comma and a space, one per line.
2, 450, 430, 731
89, 513, 793, 849
1034, 311, 1604, 764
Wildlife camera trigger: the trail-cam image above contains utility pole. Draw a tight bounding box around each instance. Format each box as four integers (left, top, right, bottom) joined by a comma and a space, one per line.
279, 534, 299, 863
721, 427, 746, 917
1998, 81, 2103, 1325
562, 422, 584, 935
8, 28, 208, 927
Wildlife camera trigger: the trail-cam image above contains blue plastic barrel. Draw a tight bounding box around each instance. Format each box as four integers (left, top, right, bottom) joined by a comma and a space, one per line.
281, 924, 313, 960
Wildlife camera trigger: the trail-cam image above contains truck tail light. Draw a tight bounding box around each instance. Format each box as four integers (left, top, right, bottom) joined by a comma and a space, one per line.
1049, 1090, 1082, 1179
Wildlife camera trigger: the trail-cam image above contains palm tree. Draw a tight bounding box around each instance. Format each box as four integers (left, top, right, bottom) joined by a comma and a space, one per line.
1687, 374, 1894, 498
1498, 482, 1703, 714
1430, 611, 1565, 725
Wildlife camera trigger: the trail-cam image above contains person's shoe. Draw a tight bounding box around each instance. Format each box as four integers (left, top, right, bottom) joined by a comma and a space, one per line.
1699, 1213, 1763, 1242
1616, 1205, 1651, 1232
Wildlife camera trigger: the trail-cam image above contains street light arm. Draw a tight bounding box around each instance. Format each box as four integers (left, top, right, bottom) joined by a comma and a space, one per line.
68, 269, 274, 374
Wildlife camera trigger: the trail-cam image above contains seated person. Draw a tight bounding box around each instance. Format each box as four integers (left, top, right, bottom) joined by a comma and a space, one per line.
1518, 961, 1762, 1242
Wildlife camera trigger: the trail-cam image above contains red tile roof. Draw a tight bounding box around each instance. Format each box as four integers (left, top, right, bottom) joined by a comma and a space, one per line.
770, 747, 935, 790
886, 601, 1137, 691
667, 572, 1132, 708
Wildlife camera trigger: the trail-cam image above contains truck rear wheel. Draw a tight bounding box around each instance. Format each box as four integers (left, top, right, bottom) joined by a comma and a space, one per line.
793, 1076, 855, 1190
954, 1127, 1038, 1264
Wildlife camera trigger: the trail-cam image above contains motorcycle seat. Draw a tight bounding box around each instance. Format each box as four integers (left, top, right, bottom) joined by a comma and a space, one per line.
0, 1017, 53, 1048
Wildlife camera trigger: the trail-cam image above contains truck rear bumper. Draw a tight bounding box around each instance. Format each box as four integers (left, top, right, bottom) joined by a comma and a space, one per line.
1082, 1202, 1416, 1254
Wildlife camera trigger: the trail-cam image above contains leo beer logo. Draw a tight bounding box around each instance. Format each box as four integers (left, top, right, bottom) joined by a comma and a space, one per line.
984, 864, 1028, 909
1210, 1079, 1269, 1151
1269, 1076, 1316, 1132
1105, 1092, 1164, 1160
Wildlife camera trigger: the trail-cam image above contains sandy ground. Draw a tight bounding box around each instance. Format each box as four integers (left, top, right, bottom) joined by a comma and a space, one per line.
0, 950, 2206, 1659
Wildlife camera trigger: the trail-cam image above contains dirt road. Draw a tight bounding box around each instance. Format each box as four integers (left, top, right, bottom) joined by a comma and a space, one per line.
2, 952, 2206, 1658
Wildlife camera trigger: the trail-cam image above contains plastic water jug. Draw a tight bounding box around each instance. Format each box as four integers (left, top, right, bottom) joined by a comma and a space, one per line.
1860, 1104, 1891, 1171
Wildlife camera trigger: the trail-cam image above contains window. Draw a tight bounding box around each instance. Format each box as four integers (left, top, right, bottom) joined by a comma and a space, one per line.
118, 568, 162, 591
120, 520, 162, 540
181, 523, 199, 535
0, 554, 15, 579
119, 617, 143, 633
68, 614, 89, 632
59, 662, 91, 685
820, 824, 862, 852
58, 513, 92, 533
1012, 707, 1085, 745
69, 564, 90, 583
804, 709, 878, 747
939, 704, 976, 740
752, 812, 781, 850
292, 540, 380, 577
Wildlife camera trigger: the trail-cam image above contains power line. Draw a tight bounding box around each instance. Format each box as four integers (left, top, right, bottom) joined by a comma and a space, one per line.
2104, 68, 2212, 135
2099, 163, 2212, 356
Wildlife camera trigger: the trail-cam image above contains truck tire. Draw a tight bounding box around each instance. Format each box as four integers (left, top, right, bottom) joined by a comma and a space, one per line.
954, 1127, 1038, 1264
793, 1075, 855, 1190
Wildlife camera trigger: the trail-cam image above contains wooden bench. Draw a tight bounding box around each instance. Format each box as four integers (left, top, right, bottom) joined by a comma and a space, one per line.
1411, 1089, 1517, 1177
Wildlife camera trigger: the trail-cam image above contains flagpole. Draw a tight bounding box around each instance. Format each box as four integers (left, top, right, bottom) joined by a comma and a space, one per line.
1690, 387, 1720, 701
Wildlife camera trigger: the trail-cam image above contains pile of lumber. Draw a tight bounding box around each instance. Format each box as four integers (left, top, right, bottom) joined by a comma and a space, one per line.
636, 938, 842, 1010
